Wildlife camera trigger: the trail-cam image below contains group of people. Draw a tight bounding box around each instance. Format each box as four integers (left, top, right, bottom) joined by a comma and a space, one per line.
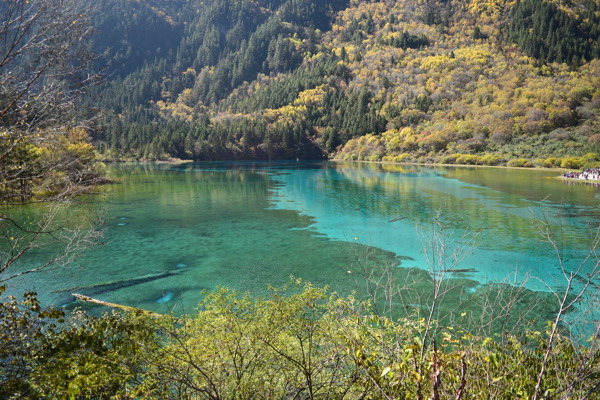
562, 167, 600, 181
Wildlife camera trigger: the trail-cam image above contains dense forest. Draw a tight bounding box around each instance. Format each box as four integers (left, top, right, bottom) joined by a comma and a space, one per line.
83, 0, 600, 167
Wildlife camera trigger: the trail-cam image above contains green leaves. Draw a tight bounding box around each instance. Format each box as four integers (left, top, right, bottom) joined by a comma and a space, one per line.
0, 288, 156, 399
1, 282, 598, 399
133, 282, 599, 399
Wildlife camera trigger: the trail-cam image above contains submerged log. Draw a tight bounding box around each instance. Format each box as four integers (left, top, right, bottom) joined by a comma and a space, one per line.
443, 268, 477, 273
53, 270, 183, 295
72, 293, 160, 316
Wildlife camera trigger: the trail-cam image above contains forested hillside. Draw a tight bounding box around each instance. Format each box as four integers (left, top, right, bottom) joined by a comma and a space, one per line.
87, 0, 600, 166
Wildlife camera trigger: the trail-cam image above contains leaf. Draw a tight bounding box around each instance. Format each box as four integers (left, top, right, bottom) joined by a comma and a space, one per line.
381, 366, 392, 377
412, 371, 422, 382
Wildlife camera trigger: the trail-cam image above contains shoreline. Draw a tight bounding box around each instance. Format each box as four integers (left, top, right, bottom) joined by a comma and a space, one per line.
330, 158, 571, 173
99, 157, 600, 183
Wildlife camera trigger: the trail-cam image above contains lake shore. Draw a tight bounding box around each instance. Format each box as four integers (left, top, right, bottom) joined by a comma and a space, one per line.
99, 156, 600, 184
331, 158, 572, 173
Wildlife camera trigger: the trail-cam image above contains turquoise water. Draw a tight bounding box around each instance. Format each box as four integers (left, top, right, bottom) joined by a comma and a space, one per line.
4, 161, 599, 332
270, 163, 600, 289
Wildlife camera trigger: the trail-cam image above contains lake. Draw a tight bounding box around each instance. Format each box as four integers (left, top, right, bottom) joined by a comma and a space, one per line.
5, 161, 599, 333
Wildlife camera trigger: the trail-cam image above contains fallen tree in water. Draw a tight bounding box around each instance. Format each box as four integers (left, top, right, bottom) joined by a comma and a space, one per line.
71, 293, 160, 316
52, 270, 183, 296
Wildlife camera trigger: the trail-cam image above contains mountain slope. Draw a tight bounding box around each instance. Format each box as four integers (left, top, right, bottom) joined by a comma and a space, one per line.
87, 0, 600, 166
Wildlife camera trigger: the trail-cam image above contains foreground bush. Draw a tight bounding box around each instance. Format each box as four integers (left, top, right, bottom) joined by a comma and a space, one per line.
1, 282, 598, 399
0, 286, 155, 399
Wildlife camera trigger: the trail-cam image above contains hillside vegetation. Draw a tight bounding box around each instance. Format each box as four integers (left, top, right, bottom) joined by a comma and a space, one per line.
86, 0, 600, 166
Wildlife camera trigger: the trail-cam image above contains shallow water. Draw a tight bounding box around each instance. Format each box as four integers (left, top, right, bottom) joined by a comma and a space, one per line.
4, 161, 599, 331
270, 163, 600, 288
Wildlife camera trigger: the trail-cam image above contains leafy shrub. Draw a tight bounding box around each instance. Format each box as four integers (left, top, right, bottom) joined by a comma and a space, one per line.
441, 153, 504, 166
589, 134, 600, 147
583, 152, 599, 162
440, 154, 461, 164
560, 156, 585, 169
479, 154, 505, 165
455, 154, 481, 165
392, 153, 411, 162
549, 128, 570, 141
539, 157, 560, 168
507, 158, 534, 168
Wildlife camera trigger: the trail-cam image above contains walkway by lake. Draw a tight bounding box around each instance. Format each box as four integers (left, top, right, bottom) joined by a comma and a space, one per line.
563, 167, 600, 181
